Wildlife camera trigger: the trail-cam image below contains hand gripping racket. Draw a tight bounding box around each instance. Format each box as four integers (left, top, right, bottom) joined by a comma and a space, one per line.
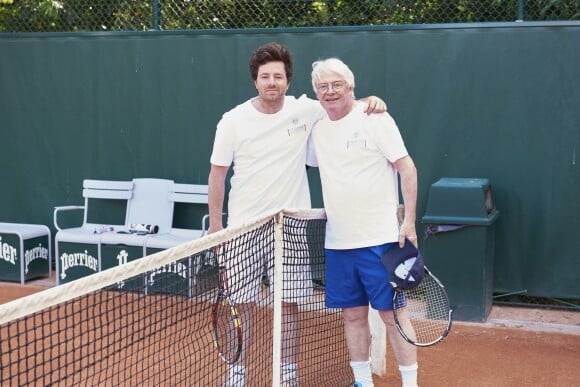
392, 266, 452, 347
211, 263, 243, 363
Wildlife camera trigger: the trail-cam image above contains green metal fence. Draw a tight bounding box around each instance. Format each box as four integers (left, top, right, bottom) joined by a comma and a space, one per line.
1, 0, 578, 32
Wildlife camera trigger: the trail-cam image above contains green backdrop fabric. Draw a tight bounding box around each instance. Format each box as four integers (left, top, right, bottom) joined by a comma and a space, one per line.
1, 23, 579, 298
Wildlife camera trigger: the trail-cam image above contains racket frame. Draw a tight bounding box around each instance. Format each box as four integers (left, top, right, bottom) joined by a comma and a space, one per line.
211, 265, 243, 364
392, 266, 453, 347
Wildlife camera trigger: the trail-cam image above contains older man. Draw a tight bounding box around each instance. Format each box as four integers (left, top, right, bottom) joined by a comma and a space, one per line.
307, 57, 419, 387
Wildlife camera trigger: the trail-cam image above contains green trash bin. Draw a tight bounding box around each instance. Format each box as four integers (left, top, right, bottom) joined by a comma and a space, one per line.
421, 177, 499, 322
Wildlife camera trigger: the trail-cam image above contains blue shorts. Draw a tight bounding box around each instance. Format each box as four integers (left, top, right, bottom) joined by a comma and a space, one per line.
325, 243, 397, 311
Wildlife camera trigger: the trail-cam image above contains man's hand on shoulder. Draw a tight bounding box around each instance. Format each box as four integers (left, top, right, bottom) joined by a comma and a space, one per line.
362, 96, 387, 115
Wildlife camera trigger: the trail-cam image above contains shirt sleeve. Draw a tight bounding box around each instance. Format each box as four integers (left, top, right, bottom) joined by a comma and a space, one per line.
373, 113, 408, 162
306, 132, 318, 167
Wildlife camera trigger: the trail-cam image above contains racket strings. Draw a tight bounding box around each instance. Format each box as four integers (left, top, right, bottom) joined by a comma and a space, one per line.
395, 274, 451, 346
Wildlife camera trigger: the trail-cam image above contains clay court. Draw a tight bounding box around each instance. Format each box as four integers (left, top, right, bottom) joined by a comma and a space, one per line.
1, 279, 578, 387
378, 308, 580, 387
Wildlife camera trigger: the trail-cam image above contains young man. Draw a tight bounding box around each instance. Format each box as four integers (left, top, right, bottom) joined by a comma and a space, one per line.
307, 57, 419, 387
208, 43, 386, 386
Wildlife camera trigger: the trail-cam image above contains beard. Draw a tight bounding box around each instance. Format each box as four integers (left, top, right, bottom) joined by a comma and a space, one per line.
259, 87, 285, 103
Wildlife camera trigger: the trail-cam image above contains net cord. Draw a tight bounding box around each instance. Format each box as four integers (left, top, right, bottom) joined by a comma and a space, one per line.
0, 208, 325, 325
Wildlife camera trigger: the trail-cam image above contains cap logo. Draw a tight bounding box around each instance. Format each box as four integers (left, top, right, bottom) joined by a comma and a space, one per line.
394, 257, 419, 282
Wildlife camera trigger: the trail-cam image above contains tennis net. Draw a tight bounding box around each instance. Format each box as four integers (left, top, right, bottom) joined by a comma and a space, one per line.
0, 209, 353, 386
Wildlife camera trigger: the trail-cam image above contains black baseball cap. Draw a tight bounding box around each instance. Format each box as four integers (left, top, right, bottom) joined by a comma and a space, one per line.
381, 239, 425, 290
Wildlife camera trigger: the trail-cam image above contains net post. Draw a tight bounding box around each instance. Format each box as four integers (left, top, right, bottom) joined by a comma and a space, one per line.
271, 211, 284, 387
369, 308, 387, 375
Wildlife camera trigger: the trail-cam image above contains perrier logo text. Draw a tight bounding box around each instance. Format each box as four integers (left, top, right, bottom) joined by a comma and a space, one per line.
0, 236, 17, 265
60, 251, 98, 279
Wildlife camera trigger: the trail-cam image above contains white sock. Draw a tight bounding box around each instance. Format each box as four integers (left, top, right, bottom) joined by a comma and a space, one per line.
282, 362, 297, 381
350, 360, 373, 387
399, 363, 418, 387
228, 365, 245, 385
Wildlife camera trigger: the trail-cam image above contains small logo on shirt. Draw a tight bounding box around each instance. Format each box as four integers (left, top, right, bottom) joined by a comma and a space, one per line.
288, 124, 307, 136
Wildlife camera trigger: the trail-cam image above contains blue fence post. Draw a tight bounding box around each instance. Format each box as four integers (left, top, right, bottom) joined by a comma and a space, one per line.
152, 0, 162, 30
517, 0, 525, 21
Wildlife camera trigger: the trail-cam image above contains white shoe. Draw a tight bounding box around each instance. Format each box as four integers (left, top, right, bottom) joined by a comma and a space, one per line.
281, 376, 299, 387
281, 367, 299, 386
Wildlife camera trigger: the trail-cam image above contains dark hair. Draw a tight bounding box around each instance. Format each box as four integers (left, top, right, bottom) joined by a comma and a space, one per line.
249, 42, 294, 83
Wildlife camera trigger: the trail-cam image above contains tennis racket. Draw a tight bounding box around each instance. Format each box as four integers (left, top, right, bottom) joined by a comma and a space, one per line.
392, 266, 452, 347
211, 264, 243, 363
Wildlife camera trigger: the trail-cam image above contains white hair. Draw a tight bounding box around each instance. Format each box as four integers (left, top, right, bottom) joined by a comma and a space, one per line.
311, 57, 355, 98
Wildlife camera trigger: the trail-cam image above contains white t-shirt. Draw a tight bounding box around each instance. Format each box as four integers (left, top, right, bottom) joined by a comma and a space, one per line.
307, 102, 408, 249
211, 95, 323, 227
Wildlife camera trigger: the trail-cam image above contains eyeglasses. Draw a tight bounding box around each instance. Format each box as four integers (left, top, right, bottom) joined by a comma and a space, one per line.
316, 81, 347, 94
